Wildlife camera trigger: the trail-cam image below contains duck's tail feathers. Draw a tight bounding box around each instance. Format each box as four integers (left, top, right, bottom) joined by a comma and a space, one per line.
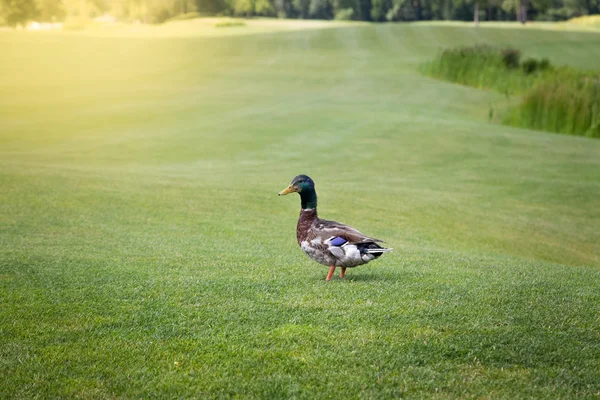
366, 248, 393, 254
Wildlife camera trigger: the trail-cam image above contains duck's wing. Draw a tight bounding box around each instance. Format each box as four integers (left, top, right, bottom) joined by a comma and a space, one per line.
309, 218, 390, 266
314, 218, 384, 244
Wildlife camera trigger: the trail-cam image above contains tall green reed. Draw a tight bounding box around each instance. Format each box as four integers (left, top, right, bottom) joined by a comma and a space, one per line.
421, 46, 600, 138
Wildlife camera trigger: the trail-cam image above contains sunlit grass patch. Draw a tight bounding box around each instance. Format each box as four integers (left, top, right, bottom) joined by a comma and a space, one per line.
44, 17, 360, 38
567, 14, 600, 27
1, 23, 600, 399
414, 20, 600, 32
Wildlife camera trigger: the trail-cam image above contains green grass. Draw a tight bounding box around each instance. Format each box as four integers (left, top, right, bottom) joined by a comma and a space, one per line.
1, 21, 600, 398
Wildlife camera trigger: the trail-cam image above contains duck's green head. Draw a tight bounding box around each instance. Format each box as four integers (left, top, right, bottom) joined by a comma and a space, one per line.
279, 175, 317, 209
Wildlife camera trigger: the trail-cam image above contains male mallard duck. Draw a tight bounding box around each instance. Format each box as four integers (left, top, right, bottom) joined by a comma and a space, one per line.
279, 175, 392, 281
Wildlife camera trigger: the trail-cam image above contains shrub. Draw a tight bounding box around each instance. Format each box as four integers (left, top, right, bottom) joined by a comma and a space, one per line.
335, 7, 355, 20
214, 19, 246, 27
522, 58, 539, 75
151, 8, 173, 24
501, 48, 521, 69
521, 58, 551, 75
539, 58, 551, 70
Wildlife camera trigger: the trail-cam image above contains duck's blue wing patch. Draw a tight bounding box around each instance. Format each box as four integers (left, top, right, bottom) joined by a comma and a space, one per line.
330, 236, 348, 246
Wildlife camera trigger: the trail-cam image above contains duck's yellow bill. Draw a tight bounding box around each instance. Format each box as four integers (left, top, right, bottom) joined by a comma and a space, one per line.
278, 185, 296, 196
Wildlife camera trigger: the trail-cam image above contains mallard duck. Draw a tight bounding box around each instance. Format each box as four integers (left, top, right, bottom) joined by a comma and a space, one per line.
279, 175, 392, 281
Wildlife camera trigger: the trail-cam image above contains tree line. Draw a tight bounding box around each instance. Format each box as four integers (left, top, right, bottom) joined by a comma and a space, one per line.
1, 0, 598, 27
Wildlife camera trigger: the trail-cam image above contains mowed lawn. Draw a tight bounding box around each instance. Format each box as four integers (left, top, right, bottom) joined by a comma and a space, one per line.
1, 21, 600, 398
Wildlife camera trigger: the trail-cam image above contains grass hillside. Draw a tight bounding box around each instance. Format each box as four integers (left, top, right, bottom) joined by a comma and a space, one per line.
1, 21, 600, 398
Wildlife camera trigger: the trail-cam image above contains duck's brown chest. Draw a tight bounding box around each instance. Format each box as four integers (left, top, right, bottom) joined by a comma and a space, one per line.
296, 209, 318, 244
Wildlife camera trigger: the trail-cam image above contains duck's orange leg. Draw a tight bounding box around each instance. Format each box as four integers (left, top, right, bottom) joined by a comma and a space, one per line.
340, 267, 346, 279
326, 266, 336, 281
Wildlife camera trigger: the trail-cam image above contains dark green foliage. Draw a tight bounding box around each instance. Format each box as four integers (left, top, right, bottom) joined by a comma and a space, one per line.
309, 0, 334, 19
357, 0, 372, 19
197, 0, 228, 13
36, 0, 64, 22
536, 0, 600, 21
521, 57, 552, 74
334, 6, 355, 19
0, 0, 37, 26
522, 58, 539, 74
292, 0, 310, 17
152, 7, 174, 24
370, 0, 392, 20
502, 48, 521, 69
0, 0, 598, 24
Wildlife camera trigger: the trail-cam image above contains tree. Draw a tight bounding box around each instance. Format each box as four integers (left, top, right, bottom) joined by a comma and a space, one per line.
370, 0, 391, 20
273, 0, 294, 16
1, 0, 38, 26
357, 0, 371, 19
196, 0, 228, 14
36, 0, 65, 21
473, 0, 487, 25
293, 0, 310, 17
519, 0, 526, 22
308, 0, 333, 18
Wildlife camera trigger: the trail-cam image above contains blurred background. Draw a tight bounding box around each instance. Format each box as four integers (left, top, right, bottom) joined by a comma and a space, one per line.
1, 0, 599, 28
1, 1, 600, 398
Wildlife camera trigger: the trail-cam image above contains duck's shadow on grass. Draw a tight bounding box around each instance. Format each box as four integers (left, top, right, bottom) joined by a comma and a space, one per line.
323, 271, 401, 283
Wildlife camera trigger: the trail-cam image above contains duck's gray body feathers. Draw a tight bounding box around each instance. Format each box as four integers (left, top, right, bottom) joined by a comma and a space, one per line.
296, 209, 392, 268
